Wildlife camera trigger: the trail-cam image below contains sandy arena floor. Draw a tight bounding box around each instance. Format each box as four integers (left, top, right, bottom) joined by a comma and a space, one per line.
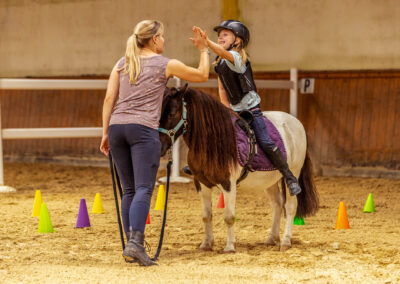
0, 162, 399, 283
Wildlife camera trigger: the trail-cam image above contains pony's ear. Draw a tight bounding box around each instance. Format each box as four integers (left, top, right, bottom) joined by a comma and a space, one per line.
164, 87, 177, 97
178, 83, 189, 99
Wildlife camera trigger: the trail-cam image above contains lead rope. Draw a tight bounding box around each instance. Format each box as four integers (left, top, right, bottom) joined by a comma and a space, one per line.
108, 153, 126, 250
109, 149, 173, 261
151, 147, 173, 261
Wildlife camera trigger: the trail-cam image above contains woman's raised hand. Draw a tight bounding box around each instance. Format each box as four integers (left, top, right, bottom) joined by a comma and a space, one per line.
190, 26, 208, 51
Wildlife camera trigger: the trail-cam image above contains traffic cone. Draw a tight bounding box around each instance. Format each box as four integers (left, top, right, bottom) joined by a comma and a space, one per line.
75, 199, 91, 228
154, 185, 166, 210
32, 190, 43, 217
38, 203, 54, 233
363, 193, 375, 213
293, 216, 305, 225
92, 193, 105, 213
217, 192, 224, 209
146, 213, 151, 224
335, 201, 350, 229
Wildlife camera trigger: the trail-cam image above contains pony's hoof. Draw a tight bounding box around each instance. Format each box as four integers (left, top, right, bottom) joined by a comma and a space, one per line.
199, 246, 213, 251
280, 244, 291, 252
223, 245, 236, 253
265, 237, 280, 246
199, 241, 213, 251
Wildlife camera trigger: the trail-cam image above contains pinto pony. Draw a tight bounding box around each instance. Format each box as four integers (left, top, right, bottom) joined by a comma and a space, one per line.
159, 85, 319, 252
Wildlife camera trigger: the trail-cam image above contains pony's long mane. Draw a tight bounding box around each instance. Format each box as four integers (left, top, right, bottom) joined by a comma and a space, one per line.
184, 88, 238, 185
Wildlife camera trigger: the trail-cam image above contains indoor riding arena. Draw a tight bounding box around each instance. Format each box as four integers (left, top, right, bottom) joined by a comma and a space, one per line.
1, 1, 399, 283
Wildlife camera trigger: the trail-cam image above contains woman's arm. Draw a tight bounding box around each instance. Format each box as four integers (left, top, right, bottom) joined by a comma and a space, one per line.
165, 27, 209, 82
218, 78, 230, 108
100, 63, 119, 156
166, 55, 209, 82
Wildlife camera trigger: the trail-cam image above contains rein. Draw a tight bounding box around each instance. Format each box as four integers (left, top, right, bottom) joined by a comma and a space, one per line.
149, 97, 187, 260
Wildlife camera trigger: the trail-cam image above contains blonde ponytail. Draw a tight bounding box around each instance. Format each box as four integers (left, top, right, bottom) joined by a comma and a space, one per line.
238, 48, 249, 66
120, 20, 164, 83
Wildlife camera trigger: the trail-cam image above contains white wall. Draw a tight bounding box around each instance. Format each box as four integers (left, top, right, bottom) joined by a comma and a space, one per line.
0, 0, 399, 76
0, 0, 220, 76
242, 0, 400, 70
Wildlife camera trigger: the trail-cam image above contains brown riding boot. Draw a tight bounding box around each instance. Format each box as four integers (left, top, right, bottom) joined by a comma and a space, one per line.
122, 230, 157, 266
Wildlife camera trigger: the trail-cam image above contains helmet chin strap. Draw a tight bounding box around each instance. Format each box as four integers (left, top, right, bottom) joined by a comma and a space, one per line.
227, 36, 238, 51
216, 35, 238, 61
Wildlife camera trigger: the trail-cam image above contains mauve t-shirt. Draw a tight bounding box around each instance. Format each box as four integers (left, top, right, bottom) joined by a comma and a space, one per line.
109, 55, 170, 129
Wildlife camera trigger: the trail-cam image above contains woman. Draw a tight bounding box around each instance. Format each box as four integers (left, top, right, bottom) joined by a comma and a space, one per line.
100, 20, 209, 266
196, 20, 301, 196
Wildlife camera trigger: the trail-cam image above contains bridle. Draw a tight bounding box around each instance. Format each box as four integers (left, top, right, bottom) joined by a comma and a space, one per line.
158, 98, 187, 145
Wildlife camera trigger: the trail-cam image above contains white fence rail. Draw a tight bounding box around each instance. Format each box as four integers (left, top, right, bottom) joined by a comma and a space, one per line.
0, 69, 297, 191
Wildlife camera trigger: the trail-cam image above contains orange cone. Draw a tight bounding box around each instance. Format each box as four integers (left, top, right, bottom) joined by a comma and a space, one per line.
146, 213, 151, 224
335, 201, 350, 229
217, 192, 224, 209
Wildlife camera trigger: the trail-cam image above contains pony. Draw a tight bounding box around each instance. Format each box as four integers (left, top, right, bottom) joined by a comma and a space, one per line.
159, 85, 319, 252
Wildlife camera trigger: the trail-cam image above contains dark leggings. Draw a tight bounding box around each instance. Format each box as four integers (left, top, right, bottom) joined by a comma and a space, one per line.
250, 106, 277, 152
109, 124, 161, 235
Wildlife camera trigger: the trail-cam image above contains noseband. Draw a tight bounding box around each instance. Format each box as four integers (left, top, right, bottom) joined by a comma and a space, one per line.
158, 98, 187, 145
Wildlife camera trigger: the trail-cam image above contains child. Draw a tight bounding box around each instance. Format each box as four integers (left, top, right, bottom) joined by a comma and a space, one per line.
196, 20, 301, 195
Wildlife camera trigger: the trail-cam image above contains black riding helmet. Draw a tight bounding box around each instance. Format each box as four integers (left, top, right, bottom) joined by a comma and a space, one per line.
213, 20, 250, 48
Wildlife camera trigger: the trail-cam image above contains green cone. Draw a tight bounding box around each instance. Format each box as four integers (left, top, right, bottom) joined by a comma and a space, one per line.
293, 216, 305, 225
38, 203, 54, 233
363, 193, 375, 213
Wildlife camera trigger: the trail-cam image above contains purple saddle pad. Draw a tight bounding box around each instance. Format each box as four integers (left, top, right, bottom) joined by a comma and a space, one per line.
234, 116, 287, 171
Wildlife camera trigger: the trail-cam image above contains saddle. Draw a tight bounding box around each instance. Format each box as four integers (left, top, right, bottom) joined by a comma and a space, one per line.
233, 111, 287, 184
235, 111, 257, 183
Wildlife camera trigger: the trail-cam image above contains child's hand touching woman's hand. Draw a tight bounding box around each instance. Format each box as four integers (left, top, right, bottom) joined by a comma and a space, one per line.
190, 26, 208, 51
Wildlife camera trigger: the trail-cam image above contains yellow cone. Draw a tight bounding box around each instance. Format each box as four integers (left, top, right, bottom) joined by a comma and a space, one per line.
38, 203, 54, 233
32, 190, 43, 217
363, 193, 375, 213
92, 193, 105, 213
154, 185, 167, 210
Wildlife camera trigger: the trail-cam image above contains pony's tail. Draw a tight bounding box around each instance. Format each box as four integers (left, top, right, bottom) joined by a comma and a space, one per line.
296, 150, 319, 218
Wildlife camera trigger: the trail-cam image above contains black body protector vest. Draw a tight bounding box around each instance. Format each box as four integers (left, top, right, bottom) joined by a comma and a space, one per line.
214, 59, 257, 105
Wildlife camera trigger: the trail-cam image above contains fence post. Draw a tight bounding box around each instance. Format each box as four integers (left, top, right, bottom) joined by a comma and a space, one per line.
0, 99, 4, 186
290, 68, 298, 117
0, 97, 16, 192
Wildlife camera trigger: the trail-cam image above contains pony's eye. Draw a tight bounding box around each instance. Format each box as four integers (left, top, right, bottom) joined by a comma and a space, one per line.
168, 113, 176, 118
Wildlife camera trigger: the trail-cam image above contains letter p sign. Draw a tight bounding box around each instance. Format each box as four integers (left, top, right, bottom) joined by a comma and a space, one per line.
300, 78, 314, 94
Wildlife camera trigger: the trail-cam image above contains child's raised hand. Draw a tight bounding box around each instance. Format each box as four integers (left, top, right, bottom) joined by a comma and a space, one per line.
196, 26, 208, 40
190, 26, 208, 51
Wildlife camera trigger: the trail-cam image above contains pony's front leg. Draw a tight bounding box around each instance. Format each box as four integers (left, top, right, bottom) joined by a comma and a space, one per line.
222, 178, 236, 253
265, 183, 282, 247
281, 194, 297, 251
198, 184, 214, 251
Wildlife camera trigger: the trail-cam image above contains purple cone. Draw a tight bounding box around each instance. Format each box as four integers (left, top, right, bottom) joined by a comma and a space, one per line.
75, 198, 91, 228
